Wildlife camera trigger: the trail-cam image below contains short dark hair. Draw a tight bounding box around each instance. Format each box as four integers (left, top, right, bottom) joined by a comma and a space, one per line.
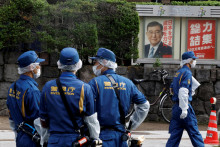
147, 21, 163, 31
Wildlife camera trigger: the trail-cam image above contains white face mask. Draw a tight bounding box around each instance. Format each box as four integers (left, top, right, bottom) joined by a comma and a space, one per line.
92, 64, 103, 76
191, 60, 196, 68
33, 68, 41, 79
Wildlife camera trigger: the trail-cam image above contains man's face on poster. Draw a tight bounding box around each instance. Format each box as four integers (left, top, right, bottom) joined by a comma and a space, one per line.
146, 25, 163, 46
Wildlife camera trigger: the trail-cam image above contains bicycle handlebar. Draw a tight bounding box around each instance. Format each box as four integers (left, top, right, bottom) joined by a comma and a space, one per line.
132, 79, 147, 84
132, 69, 170, 85
150, 69, 168, 76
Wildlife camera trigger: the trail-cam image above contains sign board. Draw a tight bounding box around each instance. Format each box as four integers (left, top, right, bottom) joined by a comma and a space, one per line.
136, 5, 220, 18
187, 20, 216, 59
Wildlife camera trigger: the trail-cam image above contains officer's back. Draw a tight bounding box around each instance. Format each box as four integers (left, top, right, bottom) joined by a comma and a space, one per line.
41, 73, 90, 133
89, 48, 150, 147
91, 73, 146, 127
40, 47, 100, 147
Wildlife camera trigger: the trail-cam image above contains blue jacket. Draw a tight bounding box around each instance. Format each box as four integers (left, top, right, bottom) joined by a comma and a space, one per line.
171, 65, 192, 102
39, 72, 95, 134
7, 75, 40, 128
89, 69, 147, 128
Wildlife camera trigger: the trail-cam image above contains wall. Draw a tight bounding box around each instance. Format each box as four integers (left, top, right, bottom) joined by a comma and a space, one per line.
1, 51, 220, 124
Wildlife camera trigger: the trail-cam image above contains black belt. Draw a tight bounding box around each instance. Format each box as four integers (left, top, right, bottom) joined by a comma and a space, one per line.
50, 131, 80, 135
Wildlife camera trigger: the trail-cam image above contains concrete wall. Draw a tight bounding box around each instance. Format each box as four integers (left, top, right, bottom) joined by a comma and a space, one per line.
1, 51, 220, 124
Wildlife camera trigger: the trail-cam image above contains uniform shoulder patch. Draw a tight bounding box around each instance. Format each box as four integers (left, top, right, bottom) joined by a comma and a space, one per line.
188, 79, 190, 85
175, 72, 180, 77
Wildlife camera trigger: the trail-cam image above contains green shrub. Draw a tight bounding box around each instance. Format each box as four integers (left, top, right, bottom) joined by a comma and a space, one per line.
96, 0, 139, 65
37, 0, 98, 62
1, 0, 140, 65
0, 0, 48, 51
153, 58, 161, 67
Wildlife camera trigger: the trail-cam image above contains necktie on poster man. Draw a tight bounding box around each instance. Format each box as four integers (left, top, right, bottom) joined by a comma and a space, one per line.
148, 47, 154, 58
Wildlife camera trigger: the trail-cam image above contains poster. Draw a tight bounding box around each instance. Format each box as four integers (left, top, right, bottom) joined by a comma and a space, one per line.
144, 19, 173, 58
187, 20, 216, 59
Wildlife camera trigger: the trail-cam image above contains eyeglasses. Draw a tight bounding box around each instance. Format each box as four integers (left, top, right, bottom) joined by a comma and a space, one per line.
147, 31, 162, 35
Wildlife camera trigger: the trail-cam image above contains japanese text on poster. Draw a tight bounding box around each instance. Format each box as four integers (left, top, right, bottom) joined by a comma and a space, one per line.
187, 20, 215, 59
163, 20, 173, 47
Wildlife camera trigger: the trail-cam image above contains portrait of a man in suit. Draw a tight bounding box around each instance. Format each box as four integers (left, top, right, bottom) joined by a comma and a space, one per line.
145, 21, 172, 58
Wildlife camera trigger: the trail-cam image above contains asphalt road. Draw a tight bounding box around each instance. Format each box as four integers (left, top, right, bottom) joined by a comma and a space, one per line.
0, 116, 217, 147
0, 116, 211, 131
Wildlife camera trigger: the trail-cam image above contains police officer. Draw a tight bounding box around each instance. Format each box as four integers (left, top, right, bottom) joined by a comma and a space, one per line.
166, 51, 204, 147
39, 47, 100, 147
7, 51, 45, 147
89, 48, 150, 147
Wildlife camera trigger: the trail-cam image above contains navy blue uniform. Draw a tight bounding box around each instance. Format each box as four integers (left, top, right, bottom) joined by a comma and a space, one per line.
166, 65, 204, 147
89, 69, 147, 147
7, 75, 40, 147
40, 72, 95, 147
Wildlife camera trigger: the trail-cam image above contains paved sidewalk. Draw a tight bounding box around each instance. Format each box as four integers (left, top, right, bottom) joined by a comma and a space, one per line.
0, 130, 215, 147
132, 130, 214, 147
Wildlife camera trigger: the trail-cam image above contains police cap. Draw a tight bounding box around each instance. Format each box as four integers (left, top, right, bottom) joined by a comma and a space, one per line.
59, 47, 79, 65
90, 48, 116, 62
182, 51, 198, 60
17, 51, 45, 68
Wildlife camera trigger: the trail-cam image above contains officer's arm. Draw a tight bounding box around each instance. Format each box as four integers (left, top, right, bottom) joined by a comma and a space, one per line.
83, 84, 100, 140
39, 87, 49, 128
179, 88, 189, 111
88, 79, 99, 111
128, 83, 150, 130
170, 82, 174, 95
8, 110, 17, 139
179, 73, 191, 119
6, 95, 17, 136
84, 113, 100, 139
26, 89, 40, 120
128, 101, 150, 130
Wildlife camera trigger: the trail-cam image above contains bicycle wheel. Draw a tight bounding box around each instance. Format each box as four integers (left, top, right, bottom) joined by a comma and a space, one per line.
160, 94, 173, 123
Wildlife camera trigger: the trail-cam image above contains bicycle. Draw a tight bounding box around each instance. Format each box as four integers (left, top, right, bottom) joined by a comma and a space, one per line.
126, 69, 174, 123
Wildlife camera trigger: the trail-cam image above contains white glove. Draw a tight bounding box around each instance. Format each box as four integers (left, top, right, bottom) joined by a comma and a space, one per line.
180, 110, 187, 119
92, 139, 102, 147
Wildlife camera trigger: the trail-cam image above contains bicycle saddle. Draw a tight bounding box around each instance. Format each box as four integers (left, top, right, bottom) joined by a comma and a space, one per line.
132, 79, 147, 84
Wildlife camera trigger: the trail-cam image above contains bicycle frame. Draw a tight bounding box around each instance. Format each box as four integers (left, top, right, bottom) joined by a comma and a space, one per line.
150, 87, 167, 106
131, 69, 173, 123
159, 93, 168, 110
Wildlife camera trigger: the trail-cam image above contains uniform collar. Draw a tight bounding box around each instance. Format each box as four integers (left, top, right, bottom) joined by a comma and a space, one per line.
61, 72, 77, 78
102, 69, 116, 75
20, 75, 38, 86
